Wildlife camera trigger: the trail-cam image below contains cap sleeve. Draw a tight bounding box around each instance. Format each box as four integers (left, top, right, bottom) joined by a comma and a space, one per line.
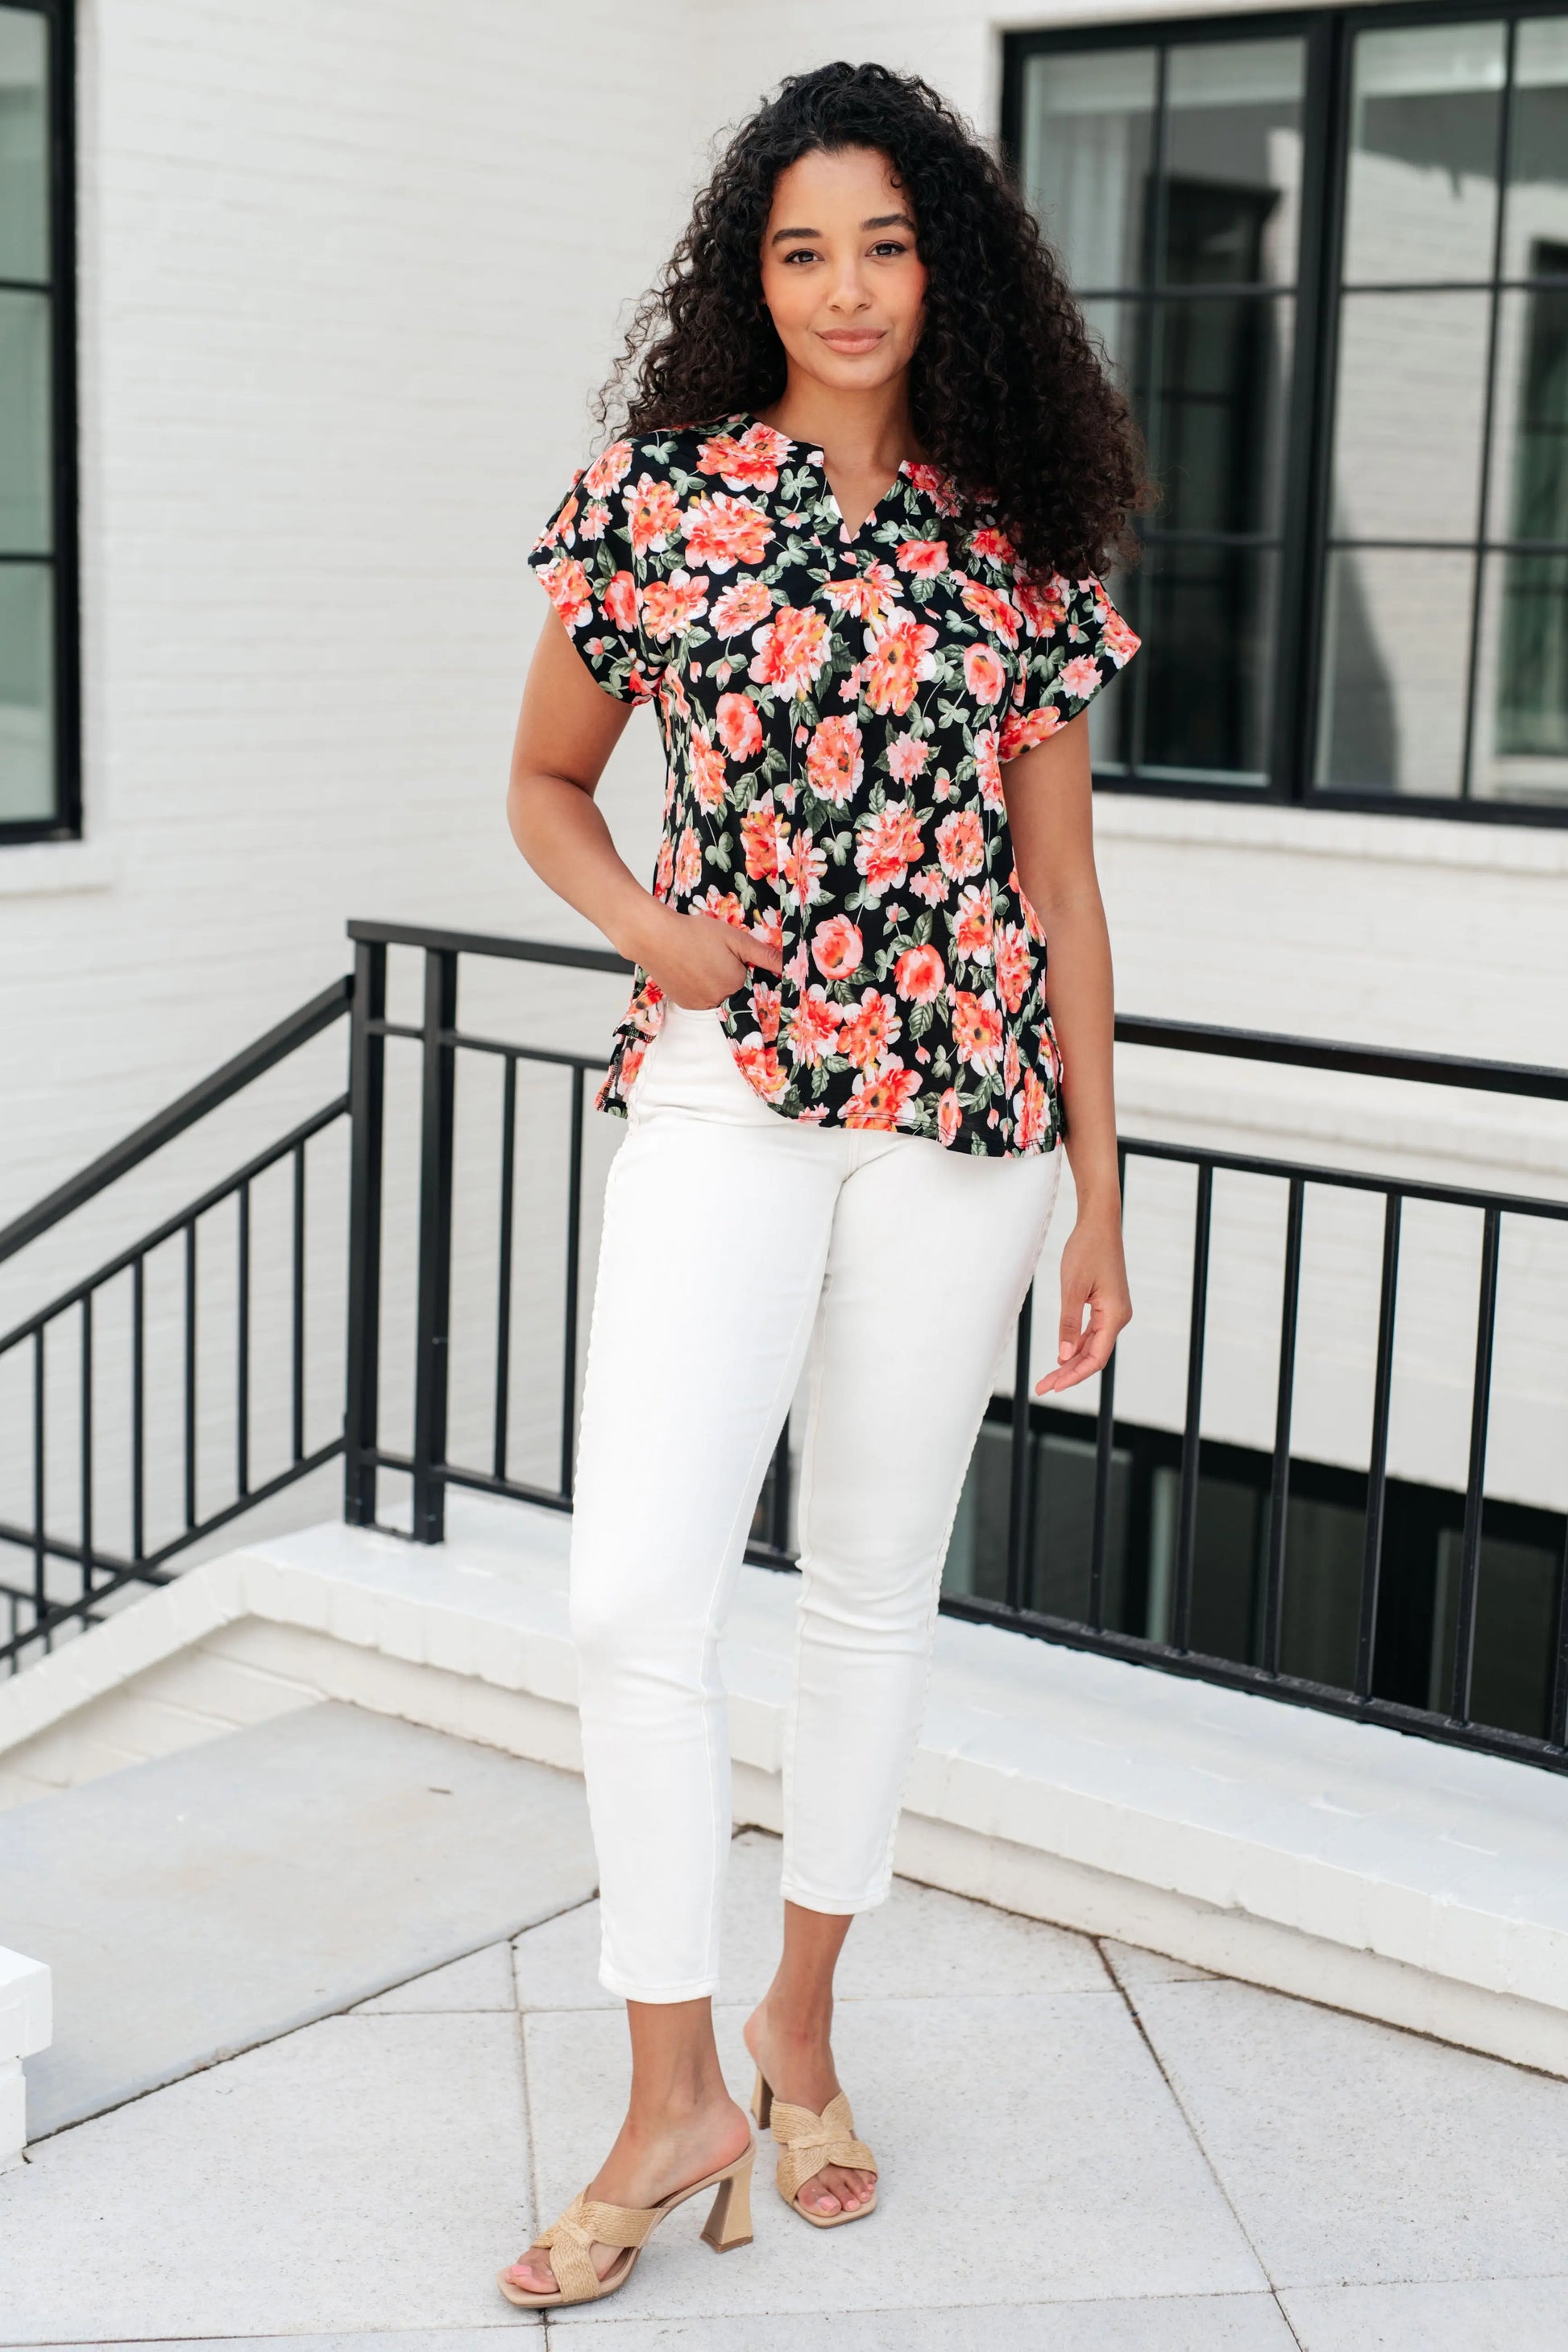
526, 442, 662, 703
999, 572, 1140, 761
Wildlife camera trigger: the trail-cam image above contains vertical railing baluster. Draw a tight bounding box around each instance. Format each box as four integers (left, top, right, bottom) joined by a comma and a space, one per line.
1088, 1143, 1129, 1632
184, 1220, 197, 1531
1450, 1205, 1501, 1725
345, 939, 387, 1528
1262, 1176, 1305, 1678
1356, 1192, 1402, 1702
559, 1065, 586, 1501
80, 1292, 93, 1599
131, 1255, 146, 1562
237, 1181, 251, 1498
411, 948, 458, 1544
1006, 1283, 1035, 1615
292, 1142, 306, 1464
1549, 1511, 1568, 1750
1172, 1163, 1213, 1655
493, 1055, 517, 1483
32, 1327, 46, 1646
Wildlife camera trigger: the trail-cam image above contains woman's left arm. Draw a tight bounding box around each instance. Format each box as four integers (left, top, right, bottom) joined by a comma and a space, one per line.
1001, 711, 1132, 1396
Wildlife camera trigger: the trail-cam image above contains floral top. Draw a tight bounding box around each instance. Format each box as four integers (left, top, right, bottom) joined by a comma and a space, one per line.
526, 412, 1139, 1157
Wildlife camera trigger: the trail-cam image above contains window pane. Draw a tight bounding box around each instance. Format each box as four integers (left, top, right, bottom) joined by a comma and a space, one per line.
1150, 293, 1292, 535
1504, 19, 1568, 284
1315, 548, 1473, 797
1136, 545, 1277, 784
1332, 290, 1491, 541
1162, 38, 1306, 288
1488, 280, 1568, 545
1081, 295, 1146, 405
1342, 22, 1505, 285
0, 561, 55, 821
1471, 550, 1568, 801
0, 6, 48, 284
0, 287, 51, 553
1021, 47, 1155, 290
1087, 564, 1136, 775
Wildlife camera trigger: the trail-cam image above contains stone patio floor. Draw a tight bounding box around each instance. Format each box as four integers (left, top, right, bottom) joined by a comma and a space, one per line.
5, 1827, 1568, 2350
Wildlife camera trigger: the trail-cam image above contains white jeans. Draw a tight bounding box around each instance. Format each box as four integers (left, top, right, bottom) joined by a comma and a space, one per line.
568, 1004, 1063, 2001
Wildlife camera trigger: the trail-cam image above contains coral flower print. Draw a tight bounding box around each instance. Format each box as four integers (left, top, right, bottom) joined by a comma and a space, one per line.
953, 990, 1004, 1074
886, 733, 930, 786
844, 1062, 923, 1128
750, 604, 832, 698
893, 944, 944, 1003
526, 409, 1139, 1154
624, 473, 682, 554
1060, 654, 1104, 701
964, 644, 1007, 706
583, 441, 634, 498
711, 580, 774, 637
805, 715, 863, 807
690, 730, 727, 811
953, 882, 996, 966
861, 609, 939, 716
960, 579, 1021, 647
786, 985, 843, 1067
854, 800, 925, 896
538, 554, 593, 633
716, 692, 763, 761
697, 421, 790, 492
838, 988, 901, 1073
935, 808, 984, 883
681, 494, 774, 572
641, 571, 709, 644
811, 914, 864, 981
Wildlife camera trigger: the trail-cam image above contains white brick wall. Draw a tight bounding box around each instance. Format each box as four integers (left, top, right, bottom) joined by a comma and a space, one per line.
2, 1, 1565, 1571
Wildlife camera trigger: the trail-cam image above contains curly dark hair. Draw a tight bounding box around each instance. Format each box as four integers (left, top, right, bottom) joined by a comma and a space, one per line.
594, 59, 1150, 583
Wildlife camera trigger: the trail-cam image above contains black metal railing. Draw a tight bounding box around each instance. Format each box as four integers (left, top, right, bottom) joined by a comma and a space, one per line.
0, 979, 353, 1669
6, 917, 1566, 1782
341, 923, 1568, 1777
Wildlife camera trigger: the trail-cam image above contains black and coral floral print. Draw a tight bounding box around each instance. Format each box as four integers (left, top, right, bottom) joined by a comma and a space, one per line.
526, 413, 1139, 1157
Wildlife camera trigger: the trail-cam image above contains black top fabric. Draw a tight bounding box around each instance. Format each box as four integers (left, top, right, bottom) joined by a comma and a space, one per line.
527, 413, 1139, 1157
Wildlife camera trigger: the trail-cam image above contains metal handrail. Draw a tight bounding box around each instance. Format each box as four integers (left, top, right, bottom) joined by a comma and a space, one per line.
0, 974, 353, 1267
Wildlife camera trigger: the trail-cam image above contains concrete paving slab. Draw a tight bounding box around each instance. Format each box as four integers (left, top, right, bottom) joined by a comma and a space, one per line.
354, 1941, 517, 2014
1280, 2275, 1568, 2350
553, 2298, 1298, 2346
524, 1994, 1266, 2320
0, 2013, 535, 2342
2, 1701, 595, 2135
512, 1829, 1107, 2011
1130, 1978, 1568, 2288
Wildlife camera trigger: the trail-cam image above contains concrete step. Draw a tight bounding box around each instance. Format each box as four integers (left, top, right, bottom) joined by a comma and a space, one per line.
3, 1493, 1568, 2079
1, 1702, 595, 2137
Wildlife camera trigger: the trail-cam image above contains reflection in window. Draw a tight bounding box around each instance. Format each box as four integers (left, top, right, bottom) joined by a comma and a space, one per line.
1499, 247, 1568, 763
0, 4, 57, 831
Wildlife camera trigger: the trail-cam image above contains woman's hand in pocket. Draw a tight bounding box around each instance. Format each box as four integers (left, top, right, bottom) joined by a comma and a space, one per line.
632, 902, 784, 1011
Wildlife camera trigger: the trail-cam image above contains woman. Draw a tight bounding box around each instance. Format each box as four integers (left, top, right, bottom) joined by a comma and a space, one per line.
499, 59, 1145, 2311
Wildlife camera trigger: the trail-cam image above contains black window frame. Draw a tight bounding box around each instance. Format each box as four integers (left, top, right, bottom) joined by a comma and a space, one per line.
0, 0, 79, 846
1002, 0, 1568, 829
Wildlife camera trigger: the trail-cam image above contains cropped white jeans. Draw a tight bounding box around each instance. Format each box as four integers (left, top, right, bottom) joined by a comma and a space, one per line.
568, 1003, 1063, 2001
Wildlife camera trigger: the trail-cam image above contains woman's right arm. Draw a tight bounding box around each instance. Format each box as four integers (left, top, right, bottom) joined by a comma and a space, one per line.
508, 608, 782, 1009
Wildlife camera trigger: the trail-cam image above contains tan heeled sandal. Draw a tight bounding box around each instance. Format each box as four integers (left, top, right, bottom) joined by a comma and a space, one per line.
496, 2138, 754, 2309
752, 2067, 878, 2227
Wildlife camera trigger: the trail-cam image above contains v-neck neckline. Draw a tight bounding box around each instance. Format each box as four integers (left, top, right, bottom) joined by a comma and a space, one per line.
734, 412, 911, 549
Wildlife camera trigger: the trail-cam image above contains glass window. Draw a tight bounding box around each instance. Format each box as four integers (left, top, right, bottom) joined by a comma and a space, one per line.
1009, 10, 1568, 819
0, 2, 70, 840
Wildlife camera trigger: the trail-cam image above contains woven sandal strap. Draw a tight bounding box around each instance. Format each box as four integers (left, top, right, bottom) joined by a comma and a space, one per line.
536, 2191, 654, 2304
769, 2092, 877, 2205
